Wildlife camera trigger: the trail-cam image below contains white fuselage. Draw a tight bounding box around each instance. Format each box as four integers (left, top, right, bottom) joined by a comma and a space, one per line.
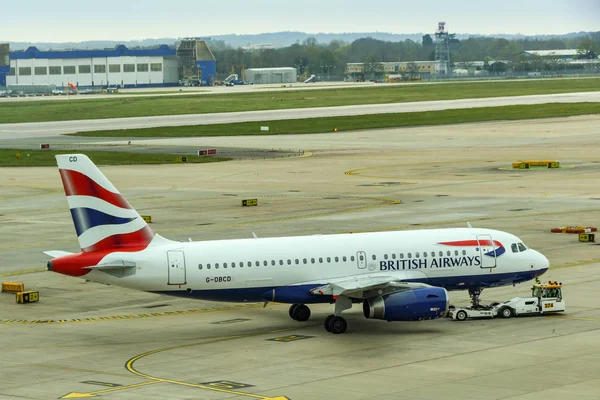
85, 227, 549, 303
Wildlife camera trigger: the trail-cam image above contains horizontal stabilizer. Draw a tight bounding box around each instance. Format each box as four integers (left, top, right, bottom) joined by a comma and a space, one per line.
43, 250, 74, 259
84, 260, 136, 270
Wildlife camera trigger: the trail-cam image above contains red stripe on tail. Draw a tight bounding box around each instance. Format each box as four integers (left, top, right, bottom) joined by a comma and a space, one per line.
81, 225, 154, 252
59, 169, 131, 209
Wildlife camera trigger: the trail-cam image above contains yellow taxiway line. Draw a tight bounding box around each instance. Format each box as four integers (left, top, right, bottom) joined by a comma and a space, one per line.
60, 329, 294, 399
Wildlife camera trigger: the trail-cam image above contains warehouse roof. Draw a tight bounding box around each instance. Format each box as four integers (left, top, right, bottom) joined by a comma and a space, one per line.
521, 49, 578, 57
10, 44, 176, 59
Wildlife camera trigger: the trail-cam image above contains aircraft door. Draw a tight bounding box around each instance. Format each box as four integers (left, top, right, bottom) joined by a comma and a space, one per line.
477, 235, 497, 269
356, 251, 367, 269
167, 250, 186, 285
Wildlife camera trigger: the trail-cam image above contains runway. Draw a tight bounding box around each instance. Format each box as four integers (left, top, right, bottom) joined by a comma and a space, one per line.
1, 114, 600, 399
1, 91, 599, 139
3, 77, 595, 102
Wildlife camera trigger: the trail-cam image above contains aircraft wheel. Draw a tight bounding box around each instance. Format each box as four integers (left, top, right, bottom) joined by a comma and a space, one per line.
328, 316, 347, 334
324, 315, 334, 332
455, 310, 468, 321
499, 307, 513, 318
289, 304, 300, 320
293, 304, 311, 322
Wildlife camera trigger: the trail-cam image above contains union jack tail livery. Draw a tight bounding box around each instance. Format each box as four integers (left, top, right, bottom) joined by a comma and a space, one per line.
57, 154, 154, 252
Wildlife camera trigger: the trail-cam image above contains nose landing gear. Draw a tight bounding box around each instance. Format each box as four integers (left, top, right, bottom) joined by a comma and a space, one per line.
469, 287, 483, 309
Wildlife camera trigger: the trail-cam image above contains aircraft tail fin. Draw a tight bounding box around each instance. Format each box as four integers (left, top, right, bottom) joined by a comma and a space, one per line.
56, 154, 156, 253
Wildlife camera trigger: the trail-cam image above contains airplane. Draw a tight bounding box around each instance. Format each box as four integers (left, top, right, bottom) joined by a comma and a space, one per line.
45, 154, 550, 334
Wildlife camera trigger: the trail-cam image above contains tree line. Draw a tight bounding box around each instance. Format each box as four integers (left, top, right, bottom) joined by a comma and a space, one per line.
208, 32, 600, 79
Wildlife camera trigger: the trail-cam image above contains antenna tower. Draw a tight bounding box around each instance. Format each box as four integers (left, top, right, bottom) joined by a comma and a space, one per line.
434, 22, 450, 75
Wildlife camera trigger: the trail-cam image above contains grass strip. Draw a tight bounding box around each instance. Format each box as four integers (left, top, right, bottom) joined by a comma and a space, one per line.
70, 102, 600, 138
0, 149, 230, 167
2, 78, 599, 124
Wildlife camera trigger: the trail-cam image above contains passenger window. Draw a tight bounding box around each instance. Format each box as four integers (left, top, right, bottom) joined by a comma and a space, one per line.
391, 254, 396, 259
511, 243, 518, 253
255, 261, 260, 266
287, 259, 291, 265
319, 257, 323, 263
271, 260, 275, 266
215, 263, 219, 269
198, 264, 202, 269
518, 243, 527, 252
416, 252, 419, 258
351, 256, 355, 261
454, 251, 458, 256
263, 261, 267, 266
423, 252, 427, 258
207, 264, 211, 269
462, 250, 466, 255
303, 258, 307, 264
399, 253, 404, 259
439, 251, 443, 257
327, 257, 331, 263
295, 259, 299, 265
372, 255, 376, 260
335, 257, 339, 262
248, 261, 252, 267
279, 260, 283, 265
447, 251, 451, 256
311, 258, 315, 263
231, 262, 236, 267
431, 252, 435, 257
342, 256, 347, 262
408, 253, 412, 258
384, 254, 388, 260
223, 263, 227, 268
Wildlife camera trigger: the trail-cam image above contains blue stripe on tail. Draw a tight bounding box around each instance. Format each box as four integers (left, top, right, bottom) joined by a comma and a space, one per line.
70, 208, 136, 236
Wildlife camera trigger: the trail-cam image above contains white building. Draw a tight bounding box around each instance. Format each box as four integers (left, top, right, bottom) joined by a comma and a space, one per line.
7, 45, 180, 88
245, 67, 297, 84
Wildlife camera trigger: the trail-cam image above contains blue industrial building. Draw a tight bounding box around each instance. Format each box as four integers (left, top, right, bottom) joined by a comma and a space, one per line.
2, 41, 218, 88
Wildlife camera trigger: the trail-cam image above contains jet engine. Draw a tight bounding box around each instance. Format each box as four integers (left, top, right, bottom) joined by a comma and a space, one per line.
363, 287, 449, 321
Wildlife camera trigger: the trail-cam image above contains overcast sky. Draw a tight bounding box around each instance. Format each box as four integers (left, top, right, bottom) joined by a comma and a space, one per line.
1, 0, 599, 42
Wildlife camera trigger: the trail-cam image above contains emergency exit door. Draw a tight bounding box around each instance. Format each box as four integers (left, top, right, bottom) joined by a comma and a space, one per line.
167, 250, 186, 285
356, 251, 367, 269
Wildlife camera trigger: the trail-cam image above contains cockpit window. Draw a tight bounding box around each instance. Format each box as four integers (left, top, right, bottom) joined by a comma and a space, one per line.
518, 243, 527, 252
511, 243, 519, 253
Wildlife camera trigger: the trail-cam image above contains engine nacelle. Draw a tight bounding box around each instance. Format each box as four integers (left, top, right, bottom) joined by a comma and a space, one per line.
363, 287, 449, 321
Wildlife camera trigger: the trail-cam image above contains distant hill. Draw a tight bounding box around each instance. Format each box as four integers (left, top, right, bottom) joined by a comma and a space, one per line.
6, 31, 597, 51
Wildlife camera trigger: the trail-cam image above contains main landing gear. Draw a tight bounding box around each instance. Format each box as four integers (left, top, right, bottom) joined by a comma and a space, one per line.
325, 295, 352, 334
289, 304, 311, 321
288, 296, 353, 334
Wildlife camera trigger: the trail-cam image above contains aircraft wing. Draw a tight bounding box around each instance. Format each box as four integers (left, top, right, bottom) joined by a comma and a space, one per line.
310, 273, 432, 299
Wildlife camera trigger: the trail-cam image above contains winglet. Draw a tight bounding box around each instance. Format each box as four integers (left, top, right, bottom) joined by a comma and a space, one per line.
467, 221, 473, 228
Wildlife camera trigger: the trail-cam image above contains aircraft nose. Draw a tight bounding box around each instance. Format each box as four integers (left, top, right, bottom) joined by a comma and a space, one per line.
534, 250, 550, 275
539, 251, 550, 269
